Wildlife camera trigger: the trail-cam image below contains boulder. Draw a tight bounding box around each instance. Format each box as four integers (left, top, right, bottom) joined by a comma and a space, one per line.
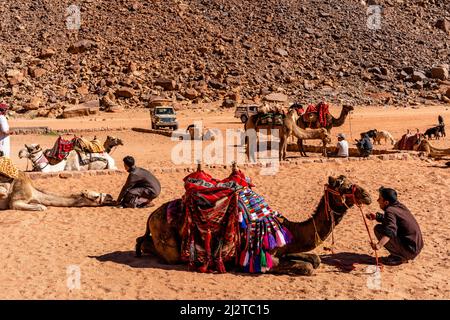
115, 87, 135, 98
67, 40, 97, 54
29, 67, 46, 79
39, 48, 56, 59
6, 69, 24, 85
431, 65, 449, 80
435, 18, 450, 33
24, 97, 42, 111
155, 78, 176, 90
264, 92, 288, 102
184, 88, 199, 99
61, 100, 100, 118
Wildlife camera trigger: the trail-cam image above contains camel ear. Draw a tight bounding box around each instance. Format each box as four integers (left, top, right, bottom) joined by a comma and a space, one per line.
25, 144, 30, 149
36, 144, 40, 150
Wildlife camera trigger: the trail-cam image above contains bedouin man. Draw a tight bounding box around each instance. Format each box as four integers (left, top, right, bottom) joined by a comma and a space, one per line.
116, 156, 161, 208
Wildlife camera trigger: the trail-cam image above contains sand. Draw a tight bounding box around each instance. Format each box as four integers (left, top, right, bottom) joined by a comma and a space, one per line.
0, 104, 449, 299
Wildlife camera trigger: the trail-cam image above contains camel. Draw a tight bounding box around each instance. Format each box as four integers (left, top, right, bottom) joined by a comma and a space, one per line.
296, 104, 354, 133
135, 173, 372, 275
44, 135, 123, 165
279, 108, 331, 160
244, 109, 330, 161
373, 130, 396, 145
18, 144, 117, 172
417, 140, 450, 157
0, 171, 114, 211
393, 131, 424, 151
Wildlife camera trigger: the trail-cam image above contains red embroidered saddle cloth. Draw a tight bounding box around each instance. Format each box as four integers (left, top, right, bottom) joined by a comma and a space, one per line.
180, 170, 253, 273
45, 136, 74, 161
302, 102, 330, 128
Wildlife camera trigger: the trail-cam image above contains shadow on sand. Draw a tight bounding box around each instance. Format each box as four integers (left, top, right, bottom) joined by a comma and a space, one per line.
89, 251, 187, 272
320, 252, 377, 273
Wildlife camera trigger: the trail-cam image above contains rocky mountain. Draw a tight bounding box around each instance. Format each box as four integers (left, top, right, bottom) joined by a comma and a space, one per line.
0, 0, 449, 117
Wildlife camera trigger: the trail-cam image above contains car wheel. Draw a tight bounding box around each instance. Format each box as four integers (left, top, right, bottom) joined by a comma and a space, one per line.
240, 115, 248, 123
173, 125, 178, 130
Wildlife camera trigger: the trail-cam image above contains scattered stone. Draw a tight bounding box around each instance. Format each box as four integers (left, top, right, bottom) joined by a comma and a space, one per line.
39, 48, 56, 59
115, 87, 135, 98
431, 65, 449, 80
155, 78, 176, 90
61, 100, 100, 118
67, 40, 97, 54
264, 92, 288, 102
435, 18, 450, 33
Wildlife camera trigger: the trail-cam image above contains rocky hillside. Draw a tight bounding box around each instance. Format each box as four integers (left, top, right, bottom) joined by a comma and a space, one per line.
0, 0, 449, 117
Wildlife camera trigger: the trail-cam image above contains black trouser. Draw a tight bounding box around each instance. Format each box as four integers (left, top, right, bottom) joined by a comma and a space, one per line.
121, 187, 157, 208
374, 224, 417, 260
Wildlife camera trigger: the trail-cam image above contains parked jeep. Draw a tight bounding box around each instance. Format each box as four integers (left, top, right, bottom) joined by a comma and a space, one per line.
150, 106, 179, 130
234, 104, 259, 123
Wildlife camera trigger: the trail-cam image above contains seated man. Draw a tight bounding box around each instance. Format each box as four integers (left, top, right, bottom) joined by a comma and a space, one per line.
327, 133, 349, 158
117, 156, 161, 208
366, 187, 424, 266
356, 133, 373, 157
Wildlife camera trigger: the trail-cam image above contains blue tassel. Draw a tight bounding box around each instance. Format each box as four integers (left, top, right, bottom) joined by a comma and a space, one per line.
281, 226, 294, 244
254, 255, 261, 273
268, 233, 277, 250
240, 218, 247, 229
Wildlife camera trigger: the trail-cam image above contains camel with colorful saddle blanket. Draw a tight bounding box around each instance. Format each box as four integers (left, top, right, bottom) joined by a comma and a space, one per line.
135, 163, 371, 276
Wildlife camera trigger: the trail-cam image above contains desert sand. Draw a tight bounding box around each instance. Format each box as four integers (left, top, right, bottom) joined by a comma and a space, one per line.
0, 104, 449, 299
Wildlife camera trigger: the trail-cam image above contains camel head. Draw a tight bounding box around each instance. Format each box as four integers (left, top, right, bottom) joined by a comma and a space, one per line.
321, 128, 332, 144
18, 144, 42, 159
107, 136, 123, 146
81, 190, 115, 206
343, 104, 354, 112
327, 175, 372, 208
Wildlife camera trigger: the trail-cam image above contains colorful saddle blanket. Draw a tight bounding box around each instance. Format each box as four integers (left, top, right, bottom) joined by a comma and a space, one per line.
73, 137, 105, 153
46, 136, 74, 161
396, 134, 421, 150
180, 169, 292, 274
302, 101, 330, 128
256, 112, 285, 126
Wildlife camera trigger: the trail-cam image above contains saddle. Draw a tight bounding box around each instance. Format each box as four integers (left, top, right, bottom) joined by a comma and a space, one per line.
255, 112, 285, 126
73, 137, 105, 153
45, 136, 105, 165
396, 134, 421, 150
302, 102, 330, 128
180, 169, 292, 274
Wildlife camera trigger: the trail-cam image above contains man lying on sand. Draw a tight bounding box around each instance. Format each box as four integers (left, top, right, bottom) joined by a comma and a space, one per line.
367, 187, 424, 266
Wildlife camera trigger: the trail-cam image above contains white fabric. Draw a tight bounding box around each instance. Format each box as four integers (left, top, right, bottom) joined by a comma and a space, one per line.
336, 140, 349, 157
0, 115, 10, 157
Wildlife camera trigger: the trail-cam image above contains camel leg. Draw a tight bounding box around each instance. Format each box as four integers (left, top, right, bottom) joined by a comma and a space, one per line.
10, 200, 47, 211
270, 257, 314, 276
297, 139, 307, 157
282, 253, 321, 269
136, 234, 156, 257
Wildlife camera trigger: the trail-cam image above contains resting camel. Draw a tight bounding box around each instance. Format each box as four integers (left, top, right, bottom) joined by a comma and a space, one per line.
135, 174, 372, 275
19, 144, 117, 172
279, 108, 331, 160
417, 140, 450, 157
0, 171, 113, 211
45, 135, 123, 165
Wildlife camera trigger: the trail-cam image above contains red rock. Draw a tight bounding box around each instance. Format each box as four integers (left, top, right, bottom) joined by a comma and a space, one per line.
115, 87, 135, 98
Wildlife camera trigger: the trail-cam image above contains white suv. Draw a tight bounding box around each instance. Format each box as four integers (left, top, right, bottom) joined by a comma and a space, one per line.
234, 105, 259, 123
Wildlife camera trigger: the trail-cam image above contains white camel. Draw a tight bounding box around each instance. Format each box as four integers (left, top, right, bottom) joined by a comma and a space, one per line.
18, 144, 117, 172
